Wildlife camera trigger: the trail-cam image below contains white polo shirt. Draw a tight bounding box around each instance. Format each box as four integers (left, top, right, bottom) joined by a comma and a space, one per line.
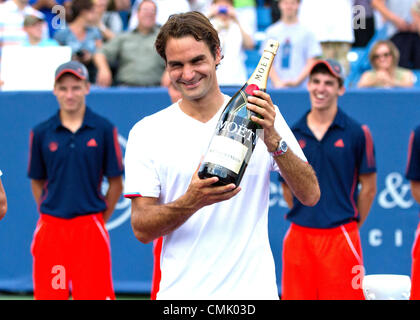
124, 95, 306, 299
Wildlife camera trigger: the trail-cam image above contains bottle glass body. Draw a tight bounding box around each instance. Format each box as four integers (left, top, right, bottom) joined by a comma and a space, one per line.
198, 40, 279, 186
198, 85, 263, 186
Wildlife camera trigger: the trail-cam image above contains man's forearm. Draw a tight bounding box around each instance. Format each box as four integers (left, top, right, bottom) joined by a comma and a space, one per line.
131, 173, 241, 244
356, 173, 377, 227
93, 52, 111, 72
274, 151, 320, 207
357, 190, 375, 227
31, 179, 46, 205
372, 0, 395, 21
103, 177, 123, 222
131, 196, 197, 244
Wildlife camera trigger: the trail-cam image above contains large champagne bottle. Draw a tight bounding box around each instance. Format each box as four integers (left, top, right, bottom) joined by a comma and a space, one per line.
198, 39, 279, 186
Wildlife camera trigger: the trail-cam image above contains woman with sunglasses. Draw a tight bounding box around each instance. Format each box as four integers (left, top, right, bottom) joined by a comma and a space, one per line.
357, 40, 415, 88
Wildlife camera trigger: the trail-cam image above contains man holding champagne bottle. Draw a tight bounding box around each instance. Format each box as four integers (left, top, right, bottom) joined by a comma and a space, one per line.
124, 11, 320, 299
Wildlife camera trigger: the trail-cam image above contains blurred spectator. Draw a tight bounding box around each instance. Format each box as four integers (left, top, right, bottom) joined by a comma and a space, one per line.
372, 0, 420, 69
94, 0, 165, 87
128, 0, 191, 30
23, 14, 59, 46
357, 40, 415, 87
0, 170, 7, 221
29, 0, 72, 37
298, 0, 354, 75
208, 0, 254, 86
270, 0, 281, 23
114, 0, 130, 11
189, 0, 212, 13
54, 0, 103, 83
412, 0, 420, 35
353, 0, 376, 47
93, 0, 123, 42
262, 0, 322, 88
161, 70, 182, 103
0, 0, 48, 56
233, 0, 257, 40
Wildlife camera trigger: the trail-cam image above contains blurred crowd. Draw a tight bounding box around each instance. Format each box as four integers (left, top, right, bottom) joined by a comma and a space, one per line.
0, 0, 419, 89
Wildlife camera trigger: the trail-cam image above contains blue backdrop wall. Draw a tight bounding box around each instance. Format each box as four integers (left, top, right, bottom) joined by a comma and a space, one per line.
0, 87, 419, 294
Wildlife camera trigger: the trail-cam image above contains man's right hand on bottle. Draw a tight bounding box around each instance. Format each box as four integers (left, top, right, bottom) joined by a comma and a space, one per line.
179, 163, 241, 213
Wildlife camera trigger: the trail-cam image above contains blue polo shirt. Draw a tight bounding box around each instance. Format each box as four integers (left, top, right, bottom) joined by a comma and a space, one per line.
28, 107, 123, 219
406, 125, 420, 182
280, 108, 376, 229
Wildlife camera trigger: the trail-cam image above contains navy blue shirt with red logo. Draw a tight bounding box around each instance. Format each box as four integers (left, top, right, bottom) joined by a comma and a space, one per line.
280, 108, 376, 229
406, 125, 420, 182
28, 107, 124, 219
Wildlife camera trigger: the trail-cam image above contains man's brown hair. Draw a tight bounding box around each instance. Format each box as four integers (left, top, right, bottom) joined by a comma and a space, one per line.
155, 11, 221, 63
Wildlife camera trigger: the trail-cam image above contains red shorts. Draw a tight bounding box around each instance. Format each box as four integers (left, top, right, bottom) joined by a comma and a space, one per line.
31, 213, 115, 300
281, 222, 365, 300
410, 222, 420, 300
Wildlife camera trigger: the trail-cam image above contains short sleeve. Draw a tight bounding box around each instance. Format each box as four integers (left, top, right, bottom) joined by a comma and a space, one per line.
103, 125, 124, 178
53, 28, 67, 45
100, 35, 121, 65
93, 27, 102, 41
123, 121, 161, 199
358, 124, 376, 174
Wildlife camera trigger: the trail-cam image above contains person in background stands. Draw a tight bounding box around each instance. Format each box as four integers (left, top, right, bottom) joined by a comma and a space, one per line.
29, 0, 72, 37
54, 0, 103, 83
128, 0, 191, 30
357, 40, 414, 88
208, 0, 254, 86
411, 0, 420, 37
352, 0, 376, 48
189, 0, 212, 13
262, 0, 322, 88
281, 59, 377, 300
232, 0, 257, 41
0, 0, 47, 86
94, 0, 165, 87
0, 0, 47, 56
28, 61, 123, 300
22, 14, 59, 46
372, 0, 420, 69
298, 0, 354, 76
92, 0, 123, 42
